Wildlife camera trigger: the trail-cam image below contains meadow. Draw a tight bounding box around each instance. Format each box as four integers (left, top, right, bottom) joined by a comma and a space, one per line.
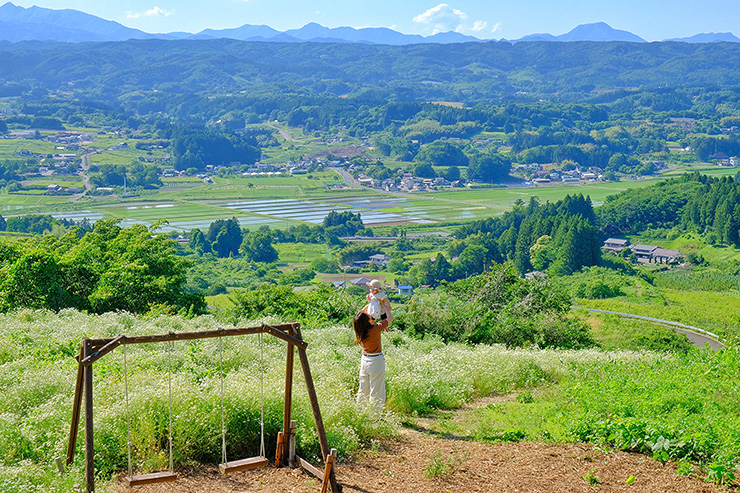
2, 309, 739, 491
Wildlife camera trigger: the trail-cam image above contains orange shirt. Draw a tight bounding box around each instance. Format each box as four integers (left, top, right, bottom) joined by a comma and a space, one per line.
360, 319, 389, 354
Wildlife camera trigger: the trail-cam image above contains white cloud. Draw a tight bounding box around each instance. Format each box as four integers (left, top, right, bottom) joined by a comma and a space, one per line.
125, 6, 173, 19
413, 3, 494, 36
413, 4, 467, 27
491, 22, 503, 33
470, 20, 488, 32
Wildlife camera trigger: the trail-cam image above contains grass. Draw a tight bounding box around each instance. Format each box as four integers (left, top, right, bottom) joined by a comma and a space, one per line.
0, 309, 667, 492
0, 138, 59, 157
577, 311, 695, 353
413, 345, 740, 484
275, 242, 328, 264
581, 289, 740, 339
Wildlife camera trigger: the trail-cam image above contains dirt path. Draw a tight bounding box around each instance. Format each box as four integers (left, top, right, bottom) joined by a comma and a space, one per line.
111, 428, 725, 492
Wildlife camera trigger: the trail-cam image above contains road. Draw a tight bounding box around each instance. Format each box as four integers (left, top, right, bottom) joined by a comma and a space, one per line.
578, 307, 724, 350
268, 124, 298, 142
71, 151, 93, 203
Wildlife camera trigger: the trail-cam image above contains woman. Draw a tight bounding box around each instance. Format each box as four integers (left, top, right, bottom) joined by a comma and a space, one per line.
353, 295, 393, 411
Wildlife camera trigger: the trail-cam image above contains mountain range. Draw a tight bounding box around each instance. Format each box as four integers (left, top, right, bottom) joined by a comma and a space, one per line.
1, 2, 739, 45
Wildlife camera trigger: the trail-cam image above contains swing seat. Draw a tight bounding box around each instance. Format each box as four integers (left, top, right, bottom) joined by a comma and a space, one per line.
219, 456, 269, 474
125, 471, 177, 486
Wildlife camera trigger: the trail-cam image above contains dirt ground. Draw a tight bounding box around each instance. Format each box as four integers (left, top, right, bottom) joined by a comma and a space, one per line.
112, 427, 728, 493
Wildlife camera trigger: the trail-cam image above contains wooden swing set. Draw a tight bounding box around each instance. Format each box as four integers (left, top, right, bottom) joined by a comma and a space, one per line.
65, 323, 340, 492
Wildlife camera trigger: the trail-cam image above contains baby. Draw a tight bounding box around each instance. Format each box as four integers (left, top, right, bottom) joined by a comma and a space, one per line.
365, 279, 390, 322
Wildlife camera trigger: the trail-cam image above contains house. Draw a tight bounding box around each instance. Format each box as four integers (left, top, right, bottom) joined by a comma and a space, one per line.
368, 254, 391, 267
651, 248, 684, 264
349, 277, 375, 290
602, 238, 630, 254
630, 244, 658, 259
397, 285, 414, 296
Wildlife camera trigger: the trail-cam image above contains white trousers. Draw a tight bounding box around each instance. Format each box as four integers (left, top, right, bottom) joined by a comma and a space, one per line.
357, 353, 386, 410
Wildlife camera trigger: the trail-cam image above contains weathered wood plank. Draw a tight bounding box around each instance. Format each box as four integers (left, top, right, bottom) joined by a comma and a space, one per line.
125, 471, 178, 486
219, 456, 269, 474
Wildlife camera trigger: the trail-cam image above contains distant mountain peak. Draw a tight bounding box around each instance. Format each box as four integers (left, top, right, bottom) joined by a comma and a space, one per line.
559, 22, 646, 42
666, 32, 740, 43
514, 21, 646, 43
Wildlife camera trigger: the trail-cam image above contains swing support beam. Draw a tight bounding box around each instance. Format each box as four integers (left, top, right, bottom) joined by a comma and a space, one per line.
66, 323, 341, 492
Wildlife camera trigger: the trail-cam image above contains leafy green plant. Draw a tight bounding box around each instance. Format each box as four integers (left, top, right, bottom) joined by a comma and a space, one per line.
705, 462, 735, 486
423, 448, 467, 479
516, 391, 534, 404
583, 468, 600, 487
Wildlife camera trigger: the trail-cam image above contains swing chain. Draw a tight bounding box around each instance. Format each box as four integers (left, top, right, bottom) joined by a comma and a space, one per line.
219, 333, 227, 465
167, 339, 175, 473
123, 343, 133, 479
259, 331, 265, 458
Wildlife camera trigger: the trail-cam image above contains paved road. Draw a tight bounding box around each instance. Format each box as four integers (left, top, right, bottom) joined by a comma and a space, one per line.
71, 151, 93, 203
578, 307, 724, 350
268, 124, 297, 142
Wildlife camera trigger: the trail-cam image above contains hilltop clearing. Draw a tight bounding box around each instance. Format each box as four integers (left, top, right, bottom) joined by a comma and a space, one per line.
109, 419, 723, 493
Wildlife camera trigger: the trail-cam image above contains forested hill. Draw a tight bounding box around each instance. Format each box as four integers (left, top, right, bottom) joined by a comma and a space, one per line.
2, 39, 740, 102
598, 173, 740, 246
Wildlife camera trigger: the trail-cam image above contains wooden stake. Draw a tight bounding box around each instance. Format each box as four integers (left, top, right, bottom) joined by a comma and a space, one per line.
275, 432, 284, 467
288, 420, 297, 468
320, 449, 337, 493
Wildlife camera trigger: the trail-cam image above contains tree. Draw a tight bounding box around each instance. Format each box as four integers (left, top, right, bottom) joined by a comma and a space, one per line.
414, 140, 469, 168
88, 223, 204, 314
442, 166, 460, 181
189, 228, 212, 255
0, 220, 204, 314
207, 218, 242, 258
0, 250, 63, 311
467, 153, 511, 182
529, 235, 554, 271
454, 244, 488, 278
241, 228, 278, 263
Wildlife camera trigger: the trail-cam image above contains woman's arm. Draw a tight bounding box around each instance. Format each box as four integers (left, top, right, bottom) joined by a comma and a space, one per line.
381, 298, 393, 326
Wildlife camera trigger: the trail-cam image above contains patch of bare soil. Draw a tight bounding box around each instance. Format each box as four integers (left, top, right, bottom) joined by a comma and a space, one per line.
111, 427, 727, 493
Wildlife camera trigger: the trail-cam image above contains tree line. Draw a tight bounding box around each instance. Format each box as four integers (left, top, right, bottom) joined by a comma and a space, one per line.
0, 220, 204, 314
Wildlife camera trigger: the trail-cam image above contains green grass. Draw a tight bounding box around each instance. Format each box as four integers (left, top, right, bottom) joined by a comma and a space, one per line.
275, 242, 328, 264
579, 289, 740, 339
22, 177, 83, 188
576, 311, 695, 353
0, 139, 59, 157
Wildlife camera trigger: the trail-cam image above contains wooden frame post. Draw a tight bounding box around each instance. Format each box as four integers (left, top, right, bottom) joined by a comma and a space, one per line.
295, 326, 340, 493
66, 341, 85, 466
282, 324, 295, 467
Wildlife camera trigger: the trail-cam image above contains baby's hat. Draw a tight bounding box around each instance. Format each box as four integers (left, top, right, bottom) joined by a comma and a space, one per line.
367, 279, 382, 290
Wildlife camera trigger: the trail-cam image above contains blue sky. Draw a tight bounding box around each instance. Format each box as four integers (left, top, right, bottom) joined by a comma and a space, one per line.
9, 0, 740, 40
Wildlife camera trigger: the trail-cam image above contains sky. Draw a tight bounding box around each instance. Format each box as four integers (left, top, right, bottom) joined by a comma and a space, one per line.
8, 0, 740, 41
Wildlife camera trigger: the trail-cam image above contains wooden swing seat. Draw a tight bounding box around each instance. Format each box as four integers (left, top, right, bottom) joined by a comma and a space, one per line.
125, 471, 177, 486
219, 456, 269, 474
